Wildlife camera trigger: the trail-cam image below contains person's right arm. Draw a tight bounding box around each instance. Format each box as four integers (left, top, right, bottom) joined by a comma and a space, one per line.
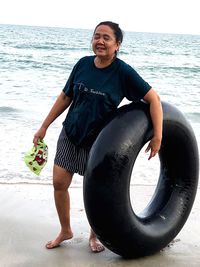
33, 91, 72, 145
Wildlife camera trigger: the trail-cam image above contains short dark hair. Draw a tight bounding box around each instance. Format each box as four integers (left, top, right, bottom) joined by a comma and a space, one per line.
94, 21, 123, 43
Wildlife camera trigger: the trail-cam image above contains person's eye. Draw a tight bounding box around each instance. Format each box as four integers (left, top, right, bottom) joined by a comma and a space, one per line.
93, 35, 100, 40
104, 36, 111, 41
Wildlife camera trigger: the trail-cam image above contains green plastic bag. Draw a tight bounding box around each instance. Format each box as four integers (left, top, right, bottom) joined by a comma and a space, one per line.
24, 140, 48, 175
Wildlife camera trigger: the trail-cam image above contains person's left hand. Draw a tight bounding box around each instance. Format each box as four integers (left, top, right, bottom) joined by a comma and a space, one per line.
145, 136, 162, 160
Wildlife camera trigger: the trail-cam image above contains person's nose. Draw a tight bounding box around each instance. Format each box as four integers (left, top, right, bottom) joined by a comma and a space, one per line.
96, 37, 104, 45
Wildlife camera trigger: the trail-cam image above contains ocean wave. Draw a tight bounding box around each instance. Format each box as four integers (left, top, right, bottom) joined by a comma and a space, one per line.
14, 43, 66, 51
162, 66, 200, 73
141, 65, 200, 74
186, 112, 200, 123
0, 106, 21, 113
3, 58, 68, 71
13, 43, 89, 51
0, 24, 199, 185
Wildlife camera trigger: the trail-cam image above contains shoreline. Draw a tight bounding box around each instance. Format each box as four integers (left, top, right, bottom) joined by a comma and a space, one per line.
0, 183, 200, 267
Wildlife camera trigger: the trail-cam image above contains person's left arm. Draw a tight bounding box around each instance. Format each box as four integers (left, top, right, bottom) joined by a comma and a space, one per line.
143, 88, 163, 160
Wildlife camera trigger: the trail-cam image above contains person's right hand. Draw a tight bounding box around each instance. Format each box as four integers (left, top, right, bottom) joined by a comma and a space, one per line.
33, 126, 47, 146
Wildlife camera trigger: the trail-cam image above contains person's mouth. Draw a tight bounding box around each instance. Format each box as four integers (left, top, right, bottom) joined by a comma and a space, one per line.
96, 46, 105, 51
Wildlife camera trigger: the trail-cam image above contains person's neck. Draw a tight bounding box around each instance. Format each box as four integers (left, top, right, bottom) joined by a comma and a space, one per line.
94, 56, 116, 68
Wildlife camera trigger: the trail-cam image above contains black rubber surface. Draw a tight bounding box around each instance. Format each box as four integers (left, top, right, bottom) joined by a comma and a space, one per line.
83, 101, 199, 258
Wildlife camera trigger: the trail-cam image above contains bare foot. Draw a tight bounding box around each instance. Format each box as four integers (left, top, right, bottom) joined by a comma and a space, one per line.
46, 230, 73, 249
89, 237, 105, 253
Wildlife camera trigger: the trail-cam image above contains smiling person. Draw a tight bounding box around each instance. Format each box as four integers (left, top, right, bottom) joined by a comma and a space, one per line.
33, 21, 163, 253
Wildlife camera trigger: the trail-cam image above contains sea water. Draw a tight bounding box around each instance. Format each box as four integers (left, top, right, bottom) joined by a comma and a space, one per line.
0, 24, 199, 186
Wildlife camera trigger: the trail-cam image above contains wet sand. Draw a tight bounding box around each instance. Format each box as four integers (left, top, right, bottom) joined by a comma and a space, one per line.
0, 183, 199, 267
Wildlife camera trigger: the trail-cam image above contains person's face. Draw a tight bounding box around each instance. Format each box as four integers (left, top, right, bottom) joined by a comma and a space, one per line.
92, 25, 120, 60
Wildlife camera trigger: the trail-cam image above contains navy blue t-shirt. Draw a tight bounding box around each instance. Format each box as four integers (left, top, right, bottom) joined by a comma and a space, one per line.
63, 56, 151, 148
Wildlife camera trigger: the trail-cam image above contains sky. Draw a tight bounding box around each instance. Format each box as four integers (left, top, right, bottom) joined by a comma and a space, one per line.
0, 0, 199, 35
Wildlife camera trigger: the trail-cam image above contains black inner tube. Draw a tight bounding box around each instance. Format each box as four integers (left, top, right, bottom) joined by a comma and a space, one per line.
83, 101, 199, 258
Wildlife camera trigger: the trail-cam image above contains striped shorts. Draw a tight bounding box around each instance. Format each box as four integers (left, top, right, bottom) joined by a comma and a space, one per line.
54, 127, 90, 176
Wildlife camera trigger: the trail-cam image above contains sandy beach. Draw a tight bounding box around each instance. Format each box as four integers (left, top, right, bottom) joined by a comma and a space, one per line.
0, 183, 199, 267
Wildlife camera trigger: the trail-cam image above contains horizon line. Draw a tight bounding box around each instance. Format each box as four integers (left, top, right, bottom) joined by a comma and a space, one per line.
0, 22, 200, 36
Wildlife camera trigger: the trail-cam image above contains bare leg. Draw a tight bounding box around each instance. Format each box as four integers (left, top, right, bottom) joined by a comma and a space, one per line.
46, 164, 73, 249
89, 228, 105, 253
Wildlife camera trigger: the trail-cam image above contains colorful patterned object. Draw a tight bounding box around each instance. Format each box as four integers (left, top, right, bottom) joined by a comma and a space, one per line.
24, 140, 48, 175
